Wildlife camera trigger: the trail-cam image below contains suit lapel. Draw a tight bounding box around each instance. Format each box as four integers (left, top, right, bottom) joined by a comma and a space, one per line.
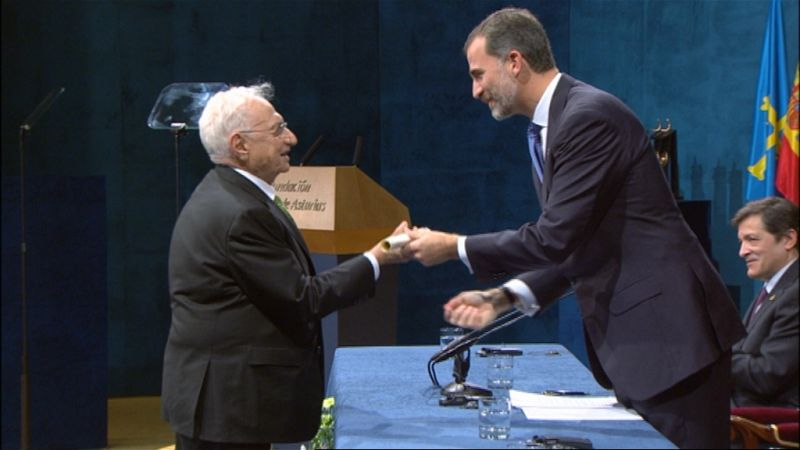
774, 260, 799, 292
215, 166, 314, 274
278, 208, 314, 273
748, 290, 776, 330
747, 260, 798, 330
541, 74, 576, 202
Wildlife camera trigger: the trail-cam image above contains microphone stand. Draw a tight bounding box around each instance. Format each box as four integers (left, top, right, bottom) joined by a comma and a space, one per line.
440, 349, 492, 398
429, 309, 529, 400
18, 86, 65, 450
428, 289, 575, 403
170, 122, 188, 217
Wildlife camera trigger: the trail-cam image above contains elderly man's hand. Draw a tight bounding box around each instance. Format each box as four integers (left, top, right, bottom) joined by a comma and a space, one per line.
406, 228, 460, 267
369, 221, 415, 265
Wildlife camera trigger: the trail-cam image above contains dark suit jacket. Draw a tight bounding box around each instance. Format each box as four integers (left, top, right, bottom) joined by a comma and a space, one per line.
732, 260, 799, 407
162, 165, 376, 443
465, 74, 746, 402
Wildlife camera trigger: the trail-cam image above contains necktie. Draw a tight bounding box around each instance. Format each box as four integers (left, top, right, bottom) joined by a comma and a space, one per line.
527, 122, 544, 182
273, 195, 296, 226
746, 287, 769, 326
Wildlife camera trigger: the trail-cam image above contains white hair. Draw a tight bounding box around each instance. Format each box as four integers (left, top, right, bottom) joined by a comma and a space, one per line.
198, 82, 275, 163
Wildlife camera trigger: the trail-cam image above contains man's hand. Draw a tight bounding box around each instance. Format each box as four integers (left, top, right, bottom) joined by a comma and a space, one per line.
443, 288, 513, 329
406, 228, 460, 267
369, 221, 414, 265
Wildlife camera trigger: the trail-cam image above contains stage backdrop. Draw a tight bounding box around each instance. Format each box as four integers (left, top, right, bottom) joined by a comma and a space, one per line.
2, 177, 107, 449
1, 0, 797, 422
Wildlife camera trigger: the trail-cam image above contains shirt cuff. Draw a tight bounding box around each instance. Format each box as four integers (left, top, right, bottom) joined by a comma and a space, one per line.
503, 279, 541, 316
362, 252, 380, 281
457, 236, 474, 274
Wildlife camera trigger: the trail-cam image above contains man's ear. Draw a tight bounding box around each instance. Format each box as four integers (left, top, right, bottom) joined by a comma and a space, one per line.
507, 49, 524, 76
782, 228, 798, 252
230, 133, 248, 160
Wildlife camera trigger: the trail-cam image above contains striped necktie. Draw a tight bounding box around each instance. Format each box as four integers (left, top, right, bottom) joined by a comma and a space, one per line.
745, 287, 769, 326
273, 195, 296, 226
528, 122, 544, 182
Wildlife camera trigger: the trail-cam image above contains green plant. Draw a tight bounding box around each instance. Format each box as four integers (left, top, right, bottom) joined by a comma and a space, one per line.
309, 397, 335, 449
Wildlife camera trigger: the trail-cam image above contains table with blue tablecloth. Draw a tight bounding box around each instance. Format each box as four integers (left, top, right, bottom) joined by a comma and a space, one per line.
327, 343, 675, 449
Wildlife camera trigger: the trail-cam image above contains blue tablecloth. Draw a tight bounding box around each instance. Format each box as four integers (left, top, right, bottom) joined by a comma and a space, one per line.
327, 344, 675, 449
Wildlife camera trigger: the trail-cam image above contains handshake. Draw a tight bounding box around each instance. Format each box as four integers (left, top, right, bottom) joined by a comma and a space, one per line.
369, 222, 513, 330
368, 221, 461, 267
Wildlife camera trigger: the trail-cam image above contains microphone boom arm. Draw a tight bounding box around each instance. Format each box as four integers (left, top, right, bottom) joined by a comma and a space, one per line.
428, 289, 575, 388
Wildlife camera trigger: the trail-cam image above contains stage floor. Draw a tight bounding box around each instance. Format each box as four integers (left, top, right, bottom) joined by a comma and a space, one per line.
108, 396, 173, 449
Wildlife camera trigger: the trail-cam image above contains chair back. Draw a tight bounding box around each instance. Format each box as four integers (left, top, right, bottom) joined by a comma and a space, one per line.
730, 407, 800, 449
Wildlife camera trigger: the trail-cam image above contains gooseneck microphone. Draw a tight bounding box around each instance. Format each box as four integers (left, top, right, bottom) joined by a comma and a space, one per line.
430, 310, 526, 365
21, 87, 65, 132
427, 289, 575, 389
299, 135, 325, 166
351, 135, 363, 166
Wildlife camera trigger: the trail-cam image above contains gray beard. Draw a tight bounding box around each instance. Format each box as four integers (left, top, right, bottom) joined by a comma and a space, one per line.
490, 98, 514, 120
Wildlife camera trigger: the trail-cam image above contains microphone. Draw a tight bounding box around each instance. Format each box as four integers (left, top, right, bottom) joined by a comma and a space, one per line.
351, 135, 363, 166
299, 135, 325, 166
21, 87, 65, 132
430, 310, 526, 364
428, 309, 527, 398
428, 289, 575, 389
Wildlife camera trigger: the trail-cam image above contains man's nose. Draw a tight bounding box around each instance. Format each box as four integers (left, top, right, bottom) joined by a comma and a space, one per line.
472, 80, 483, 100
286, 128, 298, 146
739, 243, 749, 258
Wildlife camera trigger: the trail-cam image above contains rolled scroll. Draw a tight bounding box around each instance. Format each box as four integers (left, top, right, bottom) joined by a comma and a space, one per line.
381, 233, 410, 251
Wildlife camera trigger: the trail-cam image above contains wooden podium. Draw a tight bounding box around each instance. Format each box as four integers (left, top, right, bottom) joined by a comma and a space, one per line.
275, 166, 409, 254
275, 166, 408, 381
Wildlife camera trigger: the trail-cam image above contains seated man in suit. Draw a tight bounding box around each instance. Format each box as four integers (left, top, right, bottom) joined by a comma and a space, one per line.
731, 196, 799, 408
161, 81, 411, 449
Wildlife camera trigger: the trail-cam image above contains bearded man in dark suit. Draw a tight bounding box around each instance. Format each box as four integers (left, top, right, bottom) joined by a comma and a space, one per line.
407, 8, 745, 448
161, 82, 409, 449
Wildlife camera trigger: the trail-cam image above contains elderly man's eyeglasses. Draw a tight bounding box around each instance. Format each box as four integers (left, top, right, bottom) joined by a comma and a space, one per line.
239, 121, 289, 138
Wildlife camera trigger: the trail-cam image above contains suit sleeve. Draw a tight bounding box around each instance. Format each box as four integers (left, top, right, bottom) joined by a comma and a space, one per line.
731, 284, 800, 398
515, 267, 573, 311
226, 206, 375, 322
467, 104, 633, 277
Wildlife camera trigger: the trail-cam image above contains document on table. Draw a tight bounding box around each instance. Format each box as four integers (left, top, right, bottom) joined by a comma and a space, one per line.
510, 390, 642, 421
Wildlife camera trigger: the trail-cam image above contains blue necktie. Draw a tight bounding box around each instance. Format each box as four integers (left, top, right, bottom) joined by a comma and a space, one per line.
528, 122, 544, 182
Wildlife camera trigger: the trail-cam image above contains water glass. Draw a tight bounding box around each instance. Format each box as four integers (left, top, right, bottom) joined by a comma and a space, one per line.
487, 354, 514, 390
478, 396, 511, 440
439, 326, 465, 348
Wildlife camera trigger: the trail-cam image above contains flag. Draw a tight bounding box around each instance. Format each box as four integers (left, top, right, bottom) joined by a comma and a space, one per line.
745, 0, 788, 201
776, 64, 799, 205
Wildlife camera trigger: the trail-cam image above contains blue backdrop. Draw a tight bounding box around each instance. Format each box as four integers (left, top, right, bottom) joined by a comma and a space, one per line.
2, 1, 798, 440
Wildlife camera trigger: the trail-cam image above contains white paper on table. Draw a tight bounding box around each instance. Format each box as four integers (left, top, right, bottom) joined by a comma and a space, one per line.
510, 390, 642, 421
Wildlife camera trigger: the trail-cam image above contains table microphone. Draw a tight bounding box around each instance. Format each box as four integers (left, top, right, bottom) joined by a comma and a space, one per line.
429, 310, 525, 364
427, 289, 574, 388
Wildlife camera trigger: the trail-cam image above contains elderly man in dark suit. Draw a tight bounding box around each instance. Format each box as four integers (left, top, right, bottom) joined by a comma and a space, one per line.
161, 82, 410, 449
731, 197, 799, 408
407, 7, 745, 448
